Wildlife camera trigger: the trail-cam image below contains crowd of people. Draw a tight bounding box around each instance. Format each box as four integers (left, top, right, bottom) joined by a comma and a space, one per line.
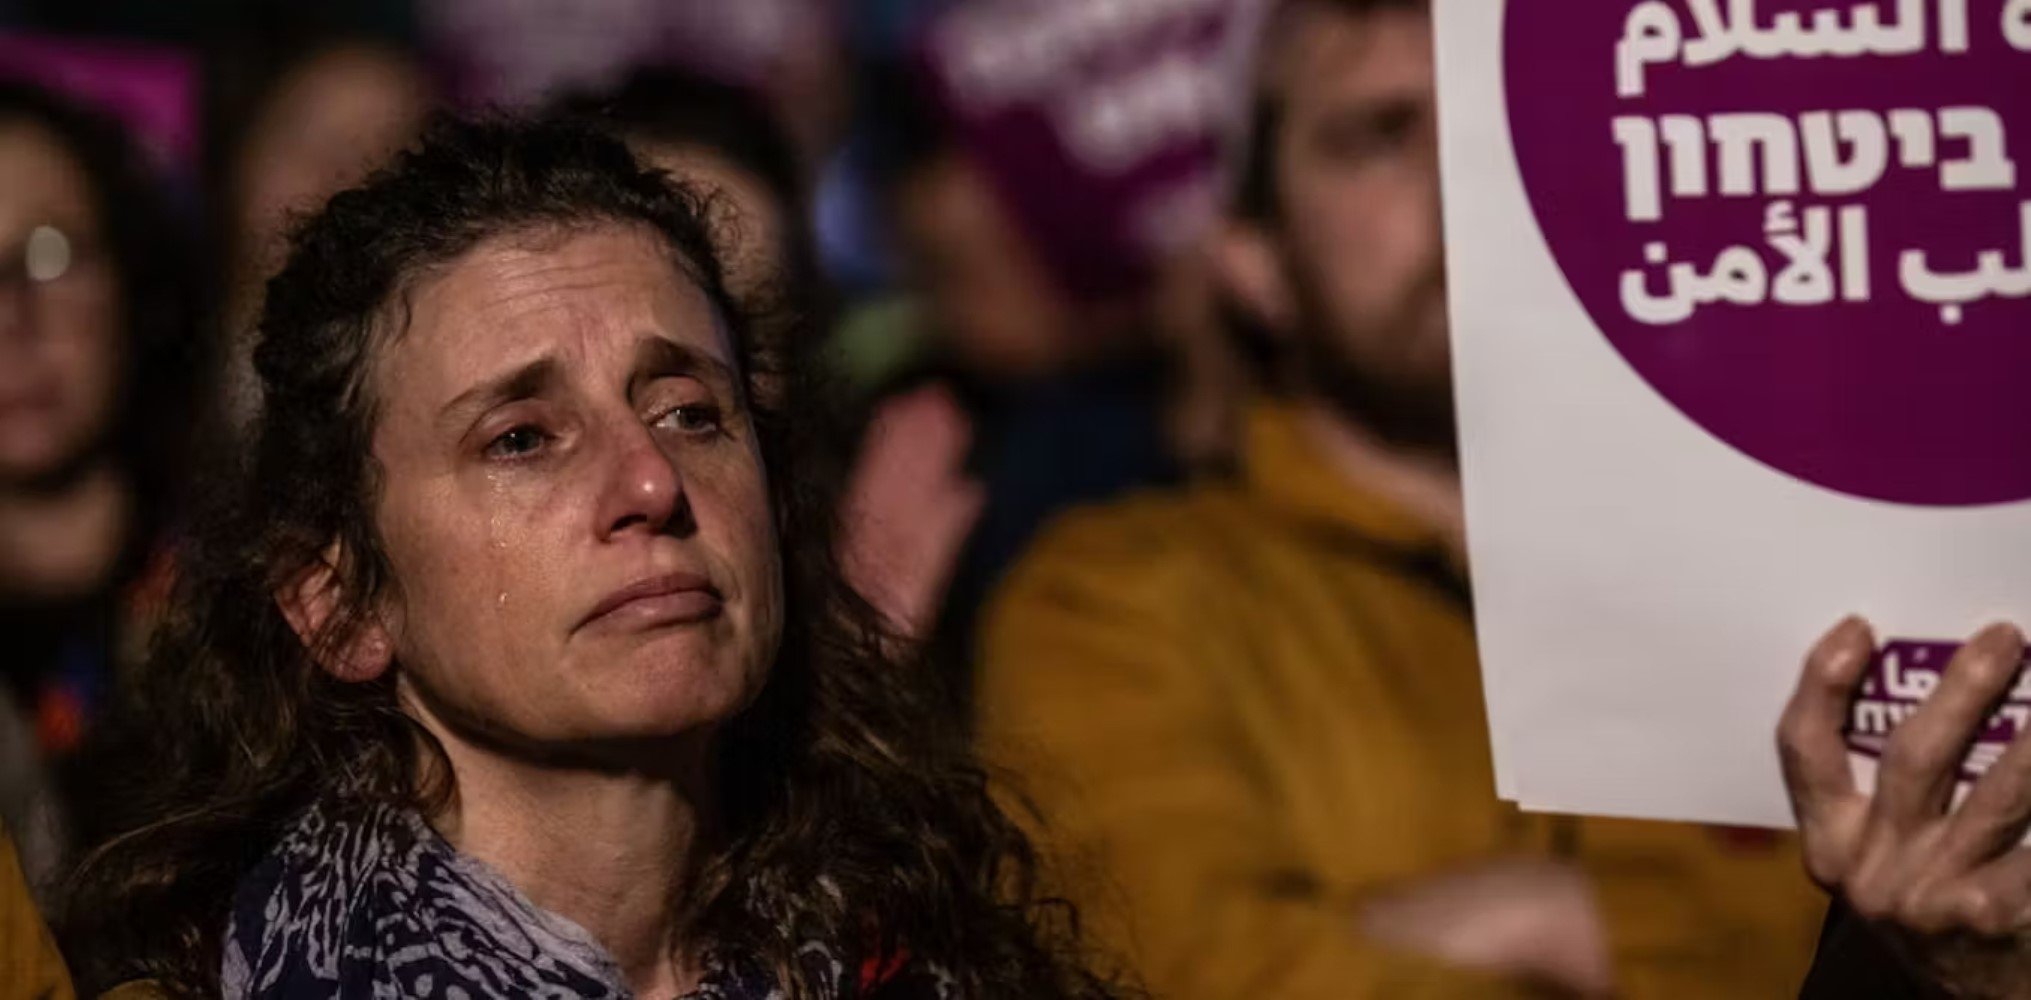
2, 0, 2030, 997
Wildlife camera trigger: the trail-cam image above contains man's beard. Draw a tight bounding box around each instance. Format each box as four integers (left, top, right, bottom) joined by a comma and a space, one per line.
1293, 274, 1458, 459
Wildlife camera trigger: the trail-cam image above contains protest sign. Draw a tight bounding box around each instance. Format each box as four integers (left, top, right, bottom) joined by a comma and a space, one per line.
917, 0, 1265, 300
423, 0, 828, 108
0, 33, 197, 178
1435, 0, 2031, 826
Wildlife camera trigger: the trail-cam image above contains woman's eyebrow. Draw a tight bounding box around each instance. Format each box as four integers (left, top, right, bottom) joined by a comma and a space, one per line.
630, 336, 739, 400
436, 357, 563, 433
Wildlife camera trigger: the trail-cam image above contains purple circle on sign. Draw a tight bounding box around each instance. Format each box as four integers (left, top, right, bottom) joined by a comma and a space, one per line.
1504, 0, 2031, 506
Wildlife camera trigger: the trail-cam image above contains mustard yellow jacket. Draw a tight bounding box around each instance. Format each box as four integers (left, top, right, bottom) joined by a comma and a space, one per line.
979, 404, 1826, 999
1, 824, 71, 1000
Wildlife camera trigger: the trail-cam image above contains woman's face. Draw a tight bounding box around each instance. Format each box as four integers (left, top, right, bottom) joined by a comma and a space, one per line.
362, 223, 782, 760
0, 118, 120, 485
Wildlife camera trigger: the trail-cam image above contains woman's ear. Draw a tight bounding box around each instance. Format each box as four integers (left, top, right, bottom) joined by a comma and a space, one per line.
274, 543, 392, 682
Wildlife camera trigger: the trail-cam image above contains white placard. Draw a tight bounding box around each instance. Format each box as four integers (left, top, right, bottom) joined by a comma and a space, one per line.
1436, 0, 2031, 826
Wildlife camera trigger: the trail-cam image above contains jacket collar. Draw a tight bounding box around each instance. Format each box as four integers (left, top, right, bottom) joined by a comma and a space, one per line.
1243, 400, 1456, 565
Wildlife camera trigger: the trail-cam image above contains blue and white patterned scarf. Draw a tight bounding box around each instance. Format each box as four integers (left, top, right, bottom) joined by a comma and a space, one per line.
220, 800, 904, 999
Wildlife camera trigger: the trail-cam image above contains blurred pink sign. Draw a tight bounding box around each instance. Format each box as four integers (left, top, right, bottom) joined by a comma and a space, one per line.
919, 0, 1265, 300
0, 32, 198, 175
422, 0, 832, 108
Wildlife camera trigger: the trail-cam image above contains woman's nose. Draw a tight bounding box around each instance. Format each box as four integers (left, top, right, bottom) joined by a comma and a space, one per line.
596, 423, 691, 540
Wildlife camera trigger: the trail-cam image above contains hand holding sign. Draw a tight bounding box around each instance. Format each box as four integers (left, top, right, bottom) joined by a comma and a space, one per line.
1779, 618, 2031, 994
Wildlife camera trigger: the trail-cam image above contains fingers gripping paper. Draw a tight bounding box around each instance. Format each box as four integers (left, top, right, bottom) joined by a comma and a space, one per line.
1437, 0, 2031, 825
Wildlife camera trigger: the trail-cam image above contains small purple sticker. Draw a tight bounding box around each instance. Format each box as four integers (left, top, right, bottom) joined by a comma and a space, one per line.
1845, 639, 2031, 778
1504, 1, 2031, 506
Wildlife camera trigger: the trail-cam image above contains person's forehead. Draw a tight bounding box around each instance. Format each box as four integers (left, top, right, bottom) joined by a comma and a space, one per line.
1273, 4, 1434, 110
269, 46, 426, 122
0, 120, 98, 242
386, 224, 729, 398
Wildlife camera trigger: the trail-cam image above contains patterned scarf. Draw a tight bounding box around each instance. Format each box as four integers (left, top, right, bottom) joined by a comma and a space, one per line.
221, 800, 943, 999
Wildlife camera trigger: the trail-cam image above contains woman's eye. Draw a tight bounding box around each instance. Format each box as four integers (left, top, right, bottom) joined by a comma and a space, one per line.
656, 404, 723, 435
484, 425, 550, 459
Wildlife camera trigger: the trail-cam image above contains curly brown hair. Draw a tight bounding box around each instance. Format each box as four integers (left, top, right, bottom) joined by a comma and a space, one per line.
58, 115, 1131, 1000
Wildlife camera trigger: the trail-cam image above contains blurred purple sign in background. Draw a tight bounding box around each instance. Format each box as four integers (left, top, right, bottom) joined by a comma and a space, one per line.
919, 0, 1265, 300
422, 0, 832, 108
0, 32, 197, 176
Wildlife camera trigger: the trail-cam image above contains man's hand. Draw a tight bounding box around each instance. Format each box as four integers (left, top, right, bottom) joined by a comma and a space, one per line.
1779, 616, 2031, 997
1359, 858, 1614, 996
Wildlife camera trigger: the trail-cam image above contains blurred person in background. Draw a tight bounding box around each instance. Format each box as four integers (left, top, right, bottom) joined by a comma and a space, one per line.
837, 67, 1182, 698
977, 0, 1828, 996
0, 80, 202, 892
208, 29, 431, 431
553, 66, 822, 336
59, 116, 1130, 1000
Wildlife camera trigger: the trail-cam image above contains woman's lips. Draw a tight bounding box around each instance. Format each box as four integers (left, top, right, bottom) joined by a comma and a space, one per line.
578, 573, 723, 632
